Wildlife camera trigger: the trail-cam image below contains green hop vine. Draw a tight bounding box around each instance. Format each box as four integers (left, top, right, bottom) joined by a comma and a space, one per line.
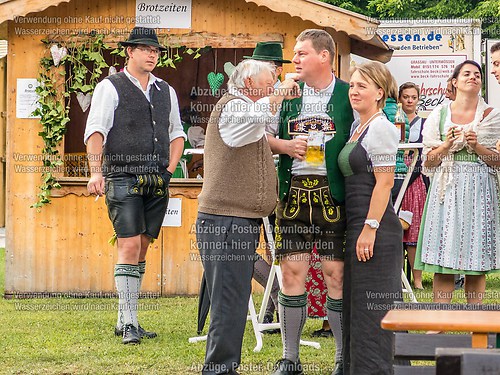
32, 33, 203, 208
32, 33, 112, 208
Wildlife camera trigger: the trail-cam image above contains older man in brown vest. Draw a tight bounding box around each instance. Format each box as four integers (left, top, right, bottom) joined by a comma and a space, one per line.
196, 59, 299, 375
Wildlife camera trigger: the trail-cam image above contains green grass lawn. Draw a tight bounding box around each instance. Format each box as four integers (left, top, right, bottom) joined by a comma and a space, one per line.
1, 248, 499, 374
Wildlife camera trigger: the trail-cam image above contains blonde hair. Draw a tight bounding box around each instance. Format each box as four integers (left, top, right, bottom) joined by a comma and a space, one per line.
387, 75, 399, 100
296, 29, 335, 65
351, 61, 394, 109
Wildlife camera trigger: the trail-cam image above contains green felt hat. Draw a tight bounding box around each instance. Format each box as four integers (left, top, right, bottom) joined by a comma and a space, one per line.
244, 42, 291, 63
119, 27, 167, 51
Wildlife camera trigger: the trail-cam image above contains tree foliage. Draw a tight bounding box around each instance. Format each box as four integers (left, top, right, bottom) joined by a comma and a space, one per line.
321, 0, 500, 37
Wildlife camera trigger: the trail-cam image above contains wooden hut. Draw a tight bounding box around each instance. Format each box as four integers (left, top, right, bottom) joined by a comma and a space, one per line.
0, 0, 391, 297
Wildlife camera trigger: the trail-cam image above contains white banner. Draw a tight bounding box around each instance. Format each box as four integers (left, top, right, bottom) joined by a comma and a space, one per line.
135, 0, 192, 29
376, 20, 481, 112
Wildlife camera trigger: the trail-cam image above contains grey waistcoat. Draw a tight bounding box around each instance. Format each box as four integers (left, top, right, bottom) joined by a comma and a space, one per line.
102, 72, 171, 176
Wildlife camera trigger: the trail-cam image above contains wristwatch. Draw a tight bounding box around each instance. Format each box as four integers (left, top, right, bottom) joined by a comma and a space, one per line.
364, 219, 380, 229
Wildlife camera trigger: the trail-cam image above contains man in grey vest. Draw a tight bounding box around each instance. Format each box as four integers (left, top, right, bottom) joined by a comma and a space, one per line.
196, 59, 299, 375
85, 27, 186, 344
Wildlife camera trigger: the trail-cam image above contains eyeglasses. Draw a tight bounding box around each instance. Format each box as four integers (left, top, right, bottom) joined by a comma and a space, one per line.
136, 46, 161, 55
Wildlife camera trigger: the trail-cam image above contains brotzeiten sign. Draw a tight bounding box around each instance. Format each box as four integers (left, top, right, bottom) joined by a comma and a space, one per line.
135, 0, 192, 29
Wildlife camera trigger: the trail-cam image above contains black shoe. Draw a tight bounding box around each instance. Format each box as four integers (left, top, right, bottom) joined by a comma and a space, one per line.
311, 328, 333, 338
331, 360, 343, 375
455, 276, 465, 290
262, 313, 280, 334
263, 328, 281, 335
270, 359, 303, 375
137, 325, 157, 339
115, 324, 157, 339
320, 329, 333, 338
122, 324, 141, 345
263, 313, 274, 324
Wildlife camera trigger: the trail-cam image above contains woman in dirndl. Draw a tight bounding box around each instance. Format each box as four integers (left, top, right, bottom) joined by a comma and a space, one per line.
415, 60, 500, 304
339, 61, 403, 374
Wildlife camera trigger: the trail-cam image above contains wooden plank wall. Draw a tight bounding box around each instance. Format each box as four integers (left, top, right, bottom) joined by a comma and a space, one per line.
5, 0, 349, 295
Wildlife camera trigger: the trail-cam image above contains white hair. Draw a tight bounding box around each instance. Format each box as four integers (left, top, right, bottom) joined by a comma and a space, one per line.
228, 59, 275, 91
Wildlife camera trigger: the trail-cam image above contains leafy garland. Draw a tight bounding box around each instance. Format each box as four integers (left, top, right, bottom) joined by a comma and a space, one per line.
31, 33, 201, 208
32, 33, 112, 208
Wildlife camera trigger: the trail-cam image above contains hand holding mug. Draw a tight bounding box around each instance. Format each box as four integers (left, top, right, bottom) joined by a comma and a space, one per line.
290, 135, 307, 160
444, 125, 462, 147
464, 130, 478, 149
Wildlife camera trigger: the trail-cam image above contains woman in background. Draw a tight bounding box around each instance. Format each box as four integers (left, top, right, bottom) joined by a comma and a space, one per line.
383, 78, 409, 203
398, 82, 427, 289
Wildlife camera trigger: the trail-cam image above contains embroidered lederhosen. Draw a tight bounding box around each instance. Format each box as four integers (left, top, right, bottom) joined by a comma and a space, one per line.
281, 175, 341, 223
275, 174, 346, 259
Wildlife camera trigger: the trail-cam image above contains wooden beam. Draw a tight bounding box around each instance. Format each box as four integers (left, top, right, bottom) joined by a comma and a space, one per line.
0, 0, 71, 24
44, 31, 284, 49
161, 32, 284, 48
472, 333, 489, 349
351, 38, 393, 63
0, 58, 5, 226
244, 0, 380, 42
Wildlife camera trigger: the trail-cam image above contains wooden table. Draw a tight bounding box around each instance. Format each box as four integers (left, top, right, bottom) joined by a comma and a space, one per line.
381, 309, 500, 348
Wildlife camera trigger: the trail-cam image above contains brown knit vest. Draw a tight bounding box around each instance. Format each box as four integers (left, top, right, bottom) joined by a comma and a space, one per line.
198, 94, 277, 218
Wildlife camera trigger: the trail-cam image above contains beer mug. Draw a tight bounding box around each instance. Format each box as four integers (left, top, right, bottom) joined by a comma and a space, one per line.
305, 131, 325, 166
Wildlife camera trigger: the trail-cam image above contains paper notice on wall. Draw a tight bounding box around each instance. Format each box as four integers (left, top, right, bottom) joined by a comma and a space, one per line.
135, 0, 192, 29
16, 79, 40, 118
162, 197, 182, 227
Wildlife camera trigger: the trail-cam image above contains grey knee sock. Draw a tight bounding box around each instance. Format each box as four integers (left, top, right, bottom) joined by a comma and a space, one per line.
278, 291, 308, 362
117, 261, 145, 328
327, 296, 343, 362
114, 264, 140, 329
253, 254, 279, 316
138, 261, 146, 286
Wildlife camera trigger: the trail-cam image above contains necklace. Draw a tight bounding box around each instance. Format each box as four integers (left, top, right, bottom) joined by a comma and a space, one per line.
354, 111, 382, 134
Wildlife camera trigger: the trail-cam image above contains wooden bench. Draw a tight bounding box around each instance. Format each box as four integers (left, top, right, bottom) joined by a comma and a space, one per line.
384, 303, 500, 374
436, 348, 500, 374
393, 332, 497, 374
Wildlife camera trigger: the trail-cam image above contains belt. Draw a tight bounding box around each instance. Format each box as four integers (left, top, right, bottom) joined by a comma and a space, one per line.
291, 175, 328, 189
454, 149, 478, 162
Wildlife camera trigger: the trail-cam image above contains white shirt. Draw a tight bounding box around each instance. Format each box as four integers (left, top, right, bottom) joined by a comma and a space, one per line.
84, 67, 186, 145
266, 75, 336, 175
218, 87, 277, 148
350, 115, 399, 167
187, 126, 205, 148
408, 116, 424, 143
